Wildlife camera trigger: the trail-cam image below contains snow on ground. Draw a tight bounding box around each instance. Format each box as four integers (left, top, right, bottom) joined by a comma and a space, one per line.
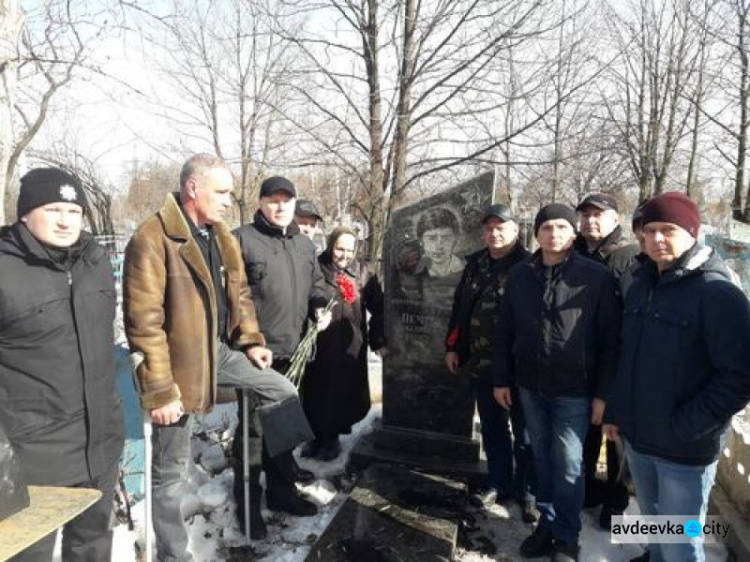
54, 401, 728, 562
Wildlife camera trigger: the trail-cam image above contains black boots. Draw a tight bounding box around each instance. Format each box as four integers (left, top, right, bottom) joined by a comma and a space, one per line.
519, 525, 554, 558
300, 437, 341, 462
316, 437, 341, 461
266, 487, 318, 517
551, 541, 580, 562
265, 450, 318, 517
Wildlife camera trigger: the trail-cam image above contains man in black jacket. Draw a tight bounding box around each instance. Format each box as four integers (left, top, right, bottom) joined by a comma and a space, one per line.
444, 204, 536, 521
232, 176, 330, 535
604, 192, 750, 562
493, 204, 621, 562
0, 168, 124, 560
574, 193, 638, 529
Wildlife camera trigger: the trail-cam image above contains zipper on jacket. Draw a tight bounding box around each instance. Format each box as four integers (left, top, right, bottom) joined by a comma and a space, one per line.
283, 239, 299, 334
68, 265, 95, 478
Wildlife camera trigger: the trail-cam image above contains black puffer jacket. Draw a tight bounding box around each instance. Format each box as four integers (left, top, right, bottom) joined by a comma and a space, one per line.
608, 244, 750, 465
0, 224, 124, 486
234, 211, 327, 357
492, 250, 621, 398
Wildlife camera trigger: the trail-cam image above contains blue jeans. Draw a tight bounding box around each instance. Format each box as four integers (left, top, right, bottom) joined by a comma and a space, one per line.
519, 387, 590, 544
625, 441, 718, 562
473, 377, 534, 500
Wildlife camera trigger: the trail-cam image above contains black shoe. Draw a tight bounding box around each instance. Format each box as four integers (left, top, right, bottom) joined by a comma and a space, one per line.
267, 489, 318, 517
598, 505, 622, 531
520, 500, 540, 524
316, 437, 342, 461
551, 541, 579, 562
239, 502, 268, 540
300, 440, 321, 459
292, 458, 316, 484
519, 525, 553, 558
630, 550, 650, 562
469, 487, 498, 509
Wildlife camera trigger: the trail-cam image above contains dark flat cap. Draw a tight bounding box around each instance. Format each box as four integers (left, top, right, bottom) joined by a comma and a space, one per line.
576, 193, 618, 212
295, 199, 323, 221
480, 203, 515, 224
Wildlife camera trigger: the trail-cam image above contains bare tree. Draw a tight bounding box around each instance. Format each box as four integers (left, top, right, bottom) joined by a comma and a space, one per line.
602, 0, 705, 202
696, 0, 750, 221
276, 0, 556, 259
1, 0, 24, 225
3, 0, 113, 223
127, 0, 295, 224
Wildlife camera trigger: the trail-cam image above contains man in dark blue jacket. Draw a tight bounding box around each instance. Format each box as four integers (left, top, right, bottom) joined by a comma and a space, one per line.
493, 204, 621, 562
604, 192, 750, 562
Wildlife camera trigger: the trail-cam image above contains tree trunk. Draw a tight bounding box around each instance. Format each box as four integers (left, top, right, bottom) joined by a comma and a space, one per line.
0, 0, 23, 226
364, 0, 386, 261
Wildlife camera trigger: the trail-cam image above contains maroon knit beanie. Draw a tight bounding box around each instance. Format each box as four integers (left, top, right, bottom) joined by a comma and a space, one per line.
640, 192, 701, 237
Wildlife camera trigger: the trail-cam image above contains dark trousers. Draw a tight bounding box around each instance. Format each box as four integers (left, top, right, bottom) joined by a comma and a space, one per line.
12, 459, 119, 562
472, 377, 535, 501
583, 423, 630, 511
232, 358, 299, 498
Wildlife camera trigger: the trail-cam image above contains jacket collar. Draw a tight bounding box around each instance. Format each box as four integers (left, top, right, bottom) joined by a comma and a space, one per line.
2, 222, 101, 269
158, 193, 242, 292
645, 242, 726, 286
253, 209, 301, 238
528, 247, 576, 274
575, 225, 627, 258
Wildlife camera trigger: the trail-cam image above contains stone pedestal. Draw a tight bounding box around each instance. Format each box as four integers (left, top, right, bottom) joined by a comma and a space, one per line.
305, 464, 465, 562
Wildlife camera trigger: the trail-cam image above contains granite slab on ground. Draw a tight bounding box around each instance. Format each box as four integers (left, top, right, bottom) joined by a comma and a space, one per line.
306, 463, 466, 561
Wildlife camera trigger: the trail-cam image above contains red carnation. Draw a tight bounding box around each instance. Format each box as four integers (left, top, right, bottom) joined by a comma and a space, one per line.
335, 273, 357, 304
446, 326, 460, 347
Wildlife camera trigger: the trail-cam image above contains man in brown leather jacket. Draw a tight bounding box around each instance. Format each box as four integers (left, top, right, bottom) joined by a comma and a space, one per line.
123, 154, 313, 560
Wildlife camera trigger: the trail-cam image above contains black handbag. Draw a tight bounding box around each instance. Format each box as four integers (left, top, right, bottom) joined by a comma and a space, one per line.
0, 422, 30, 521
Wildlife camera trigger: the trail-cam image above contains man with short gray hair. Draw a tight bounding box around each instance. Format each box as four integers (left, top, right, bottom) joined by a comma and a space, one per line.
124, 155, 313, 559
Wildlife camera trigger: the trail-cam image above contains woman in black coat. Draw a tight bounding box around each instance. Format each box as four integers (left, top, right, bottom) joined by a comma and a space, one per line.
300, 226, 386, 460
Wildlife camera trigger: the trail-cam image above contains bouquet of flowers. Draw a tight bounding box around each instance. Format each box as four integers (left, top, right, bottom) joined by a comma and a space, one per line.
285, 273, 357, 387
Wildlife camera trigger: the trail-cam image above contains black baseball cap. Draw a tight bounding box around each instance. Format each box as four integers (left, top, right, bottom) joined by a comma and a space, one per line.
480, 204, 515, 224
575, 193, 618, 212
259, 176, 296, 198
295, 199, 323, 222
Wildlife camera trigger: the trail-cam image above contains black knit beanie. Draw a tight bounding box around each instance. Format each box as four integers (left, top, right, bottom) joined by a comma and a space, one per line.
534, 203, 578, 235
17, 168, 87, 218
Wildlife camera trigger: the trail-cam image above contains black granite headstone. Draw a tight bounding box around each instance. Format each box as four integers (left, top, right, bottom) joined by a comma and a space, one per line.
355, 171, 494, 467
